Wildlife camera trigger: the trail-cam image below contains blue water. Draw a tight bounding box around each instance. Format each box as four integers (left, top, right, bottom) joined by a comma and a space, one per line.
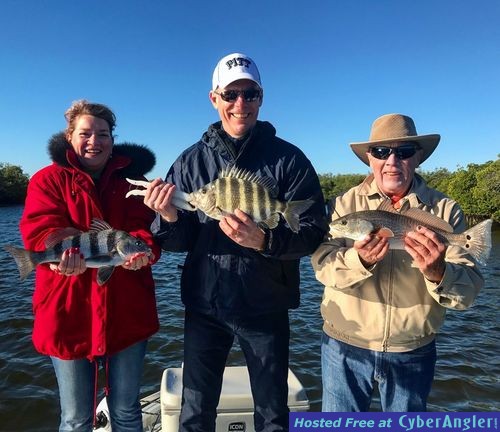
0, 206, 498, 431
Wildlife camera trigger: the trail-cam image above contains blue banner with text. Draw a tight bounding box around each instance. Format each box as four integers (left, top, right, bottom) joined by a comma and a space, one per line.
290, 412, 499, 432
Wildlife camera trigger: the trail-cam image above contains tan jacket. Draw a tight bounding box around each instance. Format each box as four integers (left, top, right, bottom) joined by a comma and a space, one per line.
311, 174, 484, 352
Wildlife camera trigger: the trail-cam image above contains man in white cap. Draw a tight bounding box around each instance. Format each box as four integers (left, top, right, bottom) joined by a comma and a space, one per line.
143, 53, 326, 430
311, 113, 485, 411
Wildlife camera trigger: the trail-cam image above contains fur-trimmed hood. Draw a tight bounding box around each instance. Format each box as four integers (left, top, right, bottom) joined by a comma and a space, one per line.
48, 131, 156, 177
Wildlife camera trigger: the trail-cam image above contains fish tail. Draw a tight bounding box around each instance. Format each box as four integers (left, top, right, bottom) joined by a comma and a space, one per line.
3, 245, 37, 280
282, 199, 314, 233
462, 219, 493, 265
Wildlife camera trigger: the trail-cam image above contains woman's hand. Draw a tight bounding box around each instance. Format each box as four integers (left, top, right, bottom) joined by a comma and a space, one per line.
121, 252, 153, 271
50, 247, 87, 276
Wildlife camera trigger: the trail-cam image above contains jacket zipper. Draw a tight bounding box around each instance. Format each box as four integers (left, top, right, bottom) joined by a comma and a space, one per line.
217, 128, 254, 165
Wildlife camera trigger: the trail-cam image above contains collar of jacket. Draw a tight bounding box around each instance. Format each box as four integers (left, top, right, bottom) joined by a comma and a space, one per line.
47, 131, 156, 178
357, 173, 433, 208
203, 121, 276, 150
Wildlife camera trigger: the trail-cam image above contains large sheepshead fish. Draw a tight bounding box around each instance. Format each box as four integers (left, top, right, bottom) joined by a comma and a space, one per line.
188, 167, 314, 233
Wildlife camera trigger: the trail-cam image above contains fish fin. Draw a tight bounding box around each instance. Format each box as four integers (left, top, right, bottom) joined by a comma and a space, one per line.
257, 221, 270, 230
3, 245, 36, 280
90, 218, 113, 232
220, 166, 279, 197
282, 199, 315, 233
261, 214, 280, 229
375, 227, 394, 238
45, 227, 82, 249
401, 208, 454, 233
377, 200, 454, 234
97, 266, 115, 285
461, 219, 493, 265
213, 206, 227, 219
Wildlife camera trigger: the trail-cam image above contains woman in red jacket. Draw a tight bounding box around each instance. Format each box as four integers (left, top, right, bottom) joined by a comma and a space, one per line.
20, 100, 160, 431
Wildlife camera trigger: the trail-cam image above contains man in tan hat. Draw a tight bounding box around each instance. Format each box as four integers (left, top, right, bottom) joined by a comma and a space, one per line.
311, 113, 484, 411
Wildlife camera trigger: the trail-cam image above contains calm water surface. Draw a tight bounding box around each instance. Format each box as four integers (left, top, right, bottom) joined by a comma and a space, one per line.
0, 206, 498, 431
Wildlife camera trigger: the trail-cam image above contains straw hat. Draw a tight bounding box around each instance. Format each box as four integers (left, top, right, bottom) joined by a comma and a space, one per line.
350, 114, 441, 165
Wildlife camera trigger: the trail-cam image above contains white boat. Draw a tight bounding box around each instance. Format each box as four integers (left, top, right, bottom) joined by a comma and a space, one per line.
94, 365, 309, 432
95, 391, 161, 431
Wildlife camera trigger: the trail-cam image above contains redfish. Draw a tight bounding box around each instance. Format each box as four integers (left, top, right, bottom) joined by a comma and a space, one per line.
329, 201, 492, 265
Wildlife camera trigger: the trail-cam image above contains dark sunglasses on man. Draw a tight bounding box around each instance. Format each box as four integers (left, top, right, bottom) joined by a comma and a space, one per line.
214, 88, 262, 103
369, 143, 420, 160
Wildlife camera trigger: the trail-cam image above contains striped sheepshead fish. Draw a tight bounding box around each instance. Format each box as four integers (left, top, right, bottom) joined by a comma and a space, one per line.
3, 219, 152, 285
187, 167, 314, 233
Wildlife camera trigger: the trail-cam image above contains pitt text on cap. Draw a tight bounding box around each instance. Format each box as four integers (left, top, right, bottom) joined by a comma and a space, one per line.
225, 56, 252, 70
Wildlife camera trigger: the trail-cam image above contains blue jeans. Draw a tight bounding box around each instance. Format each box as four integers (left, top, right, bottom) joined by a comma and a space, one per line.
51, 340, 147, 432
179, 309, 290, 432
321, 333, 436, 412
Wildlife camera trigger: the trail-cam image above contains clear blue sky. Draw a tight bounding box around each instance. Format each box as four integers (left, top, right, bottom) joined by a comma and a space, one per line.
1, 0, 499, 180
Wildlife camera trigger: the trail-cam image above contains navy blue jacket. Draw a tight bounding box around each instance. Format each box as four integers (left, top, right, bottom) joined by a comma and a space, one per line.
154, 121, 327, 317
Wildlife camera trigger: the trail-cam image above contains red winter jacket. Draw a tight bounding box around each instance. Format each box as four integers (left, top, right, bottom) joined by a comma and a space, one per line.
20, 133, 160, 360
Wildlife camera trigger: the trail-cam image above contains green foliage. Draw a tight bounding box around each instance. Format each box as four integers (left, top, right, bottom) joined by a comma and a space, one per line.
442, 160, 500, 220
447, 168, 478, 214
318, 173, 366, 203
418, 167, 453, 194
0, 163, 30, 205
319, 155, 500, 222
472, 159, 500, 220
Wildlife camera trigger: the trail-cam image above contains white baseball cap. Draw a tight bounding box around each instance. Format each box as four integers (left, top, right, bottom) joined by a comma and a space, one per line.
212, 53, 262, 91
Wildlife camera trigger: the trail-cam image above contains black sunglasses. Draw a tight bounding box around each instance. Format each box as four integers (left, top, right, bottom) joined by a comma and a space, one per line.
214, 89, 262, 102
369, 144, 419, 160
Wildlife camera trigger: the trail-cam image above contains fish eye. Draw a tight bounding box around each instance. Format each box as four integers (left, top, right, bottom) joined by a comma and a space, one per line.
341, 220, 347, 225
135, 240, 143, 246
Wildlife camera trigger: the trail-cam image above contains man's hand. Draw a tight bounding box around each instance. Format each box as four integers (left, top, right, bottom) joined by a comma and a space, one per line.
354, 235, 390, 267
404, 225, 446, 283
219, 209, 266, 251
142, 178, 179, 222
